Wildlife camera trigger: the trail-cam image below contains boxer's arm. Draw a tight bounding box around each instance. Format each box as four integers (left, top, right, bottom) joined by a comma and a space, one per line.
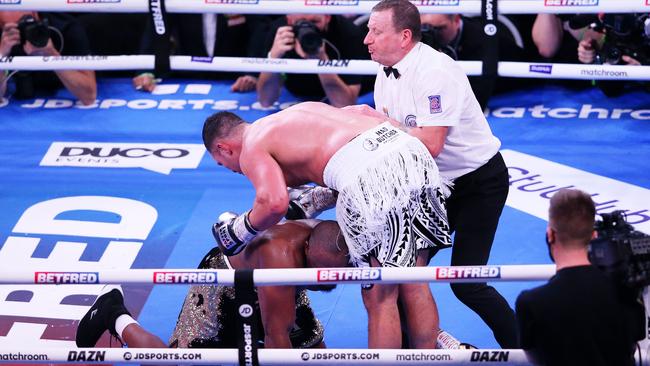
258, 285, 296, 348
242, 151, 289, 231
407, 126, 448, 158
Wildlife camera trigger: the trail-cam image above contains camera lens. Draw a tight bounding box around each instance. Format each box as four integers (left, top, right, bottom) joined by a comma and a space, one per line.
18, 15, 50, 48
605, 47, 622, 65
293, 20, 322, 55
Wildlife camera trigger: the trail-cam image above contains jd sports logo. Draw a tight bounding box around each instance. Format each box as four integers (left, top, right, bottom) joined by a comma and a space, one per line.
40, 142, 205, 174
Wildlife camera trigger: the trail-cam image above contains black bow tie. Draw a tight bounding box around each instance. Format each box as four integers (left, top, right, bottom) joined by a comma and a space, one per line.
383, 66, 401, 79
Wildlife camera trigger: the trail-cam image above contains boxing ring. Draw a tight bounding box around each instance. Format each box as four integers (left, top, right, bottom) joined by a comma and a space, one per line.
1, 0, 649, 364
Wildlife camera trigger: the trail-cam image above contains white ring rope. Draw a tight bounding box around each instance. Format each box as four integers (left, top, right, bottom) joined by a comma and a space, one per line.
1, 346, 647, 365
1, 56, 649, 80
0, 264, 556, 285
0, 347, 533, 365
0, 0, 647, 15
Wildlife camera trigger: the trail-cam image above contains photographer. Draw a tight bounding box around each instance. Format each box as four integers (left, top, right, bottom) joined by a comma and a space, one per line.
256, 14, 369, 108
575, 13, 648, 66
0, 11, 96, 105
419, 14, 525, 110
516, 189, 644, 366
573, 13, 649, 96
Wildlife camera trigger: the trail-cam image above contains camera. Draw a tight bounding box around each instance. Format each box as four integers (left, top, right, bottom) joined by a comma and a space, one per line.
588, 211, 650, 289
569, 13, 650, 65
420, 24, 458, 60
293, 20, 323, 55
17, 15, 50, 48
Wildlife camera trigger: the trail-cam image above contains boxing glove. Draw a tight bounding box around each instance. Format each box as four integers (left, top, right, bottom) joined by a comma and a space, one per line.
286, 185, 337, 220
212, 210, 257, 256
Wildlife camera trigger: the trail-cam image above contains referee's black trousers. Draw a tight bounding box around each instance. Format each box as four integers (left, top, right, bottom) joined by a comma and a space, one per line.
445, 152, 518, 348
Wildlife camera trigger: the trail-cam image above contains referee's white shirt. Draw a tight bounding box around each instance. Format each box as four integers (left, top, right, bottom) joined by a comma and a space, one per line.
374, 42, 500, 180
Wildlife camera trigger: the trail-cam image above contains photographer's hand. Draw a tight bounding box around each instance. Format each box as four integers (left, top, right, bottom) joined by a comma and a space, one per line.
0, 23, 20, 57
23, 38, 96, 105
294, 39, 326, 60
269, 26, 294, 59
577, 39, 597, 64
621, 55, 641, 66
23, 38, 57, 56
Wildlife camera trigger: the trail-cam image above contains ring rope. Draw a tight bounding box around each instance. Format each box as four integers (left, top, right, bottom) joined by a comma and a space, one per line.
1, 56, 649, 80
0, 0, 646, 15
0, 264, 556, 285
0, 347, 532, 365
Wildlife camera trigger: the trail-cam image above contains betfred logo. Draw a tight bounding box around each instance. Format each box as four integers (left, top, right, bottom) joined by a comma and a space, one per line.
35, 272, 99, 284
40, 142, 205, 175
544, 0, 598, 6
154, 271, 218, 284
416, 0, 460, 5
435, 267, 501, 279
317, 268, 381, 282
305, 0, 359, 5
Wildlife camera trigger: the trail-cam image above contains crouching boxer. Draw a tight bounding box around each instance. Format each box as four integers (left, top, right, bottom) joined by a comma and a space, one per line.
75, 219, 348, 349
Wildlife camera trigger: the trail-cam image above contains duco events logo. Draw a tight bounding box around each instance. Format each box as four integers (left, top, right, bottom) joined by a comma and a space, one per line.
305, 0, 359, 5
205, 0, 259, 3
318, 268, 381, 282
435, 266, 501, 280
529, 64, 553, 74
416, 0, 460, 5
0, 56, 13, 63
153, 271, 218, 284
544, 0, 598, 5
40, 142, 205, 175
35, 272, 99, 284
0, 0, 21, 4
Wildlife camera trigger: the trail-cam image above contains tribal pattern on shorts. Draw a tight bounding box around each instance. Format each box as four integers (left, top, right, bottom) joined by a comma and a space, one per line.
359, 186, 451, 268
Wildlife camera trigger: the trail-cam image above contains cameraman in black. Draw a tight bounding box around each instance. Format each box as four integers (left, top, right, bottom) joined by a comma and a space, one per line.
419, 14, 525, 110
575, 13, 649, 96
256, 14, 369, 108
516, 188, 644, 366
0, 11, 96, 105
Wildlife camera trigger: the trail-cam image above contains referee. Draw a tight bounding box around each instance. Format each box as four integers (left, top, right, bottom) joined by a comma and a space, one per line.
356, 0, 517, 348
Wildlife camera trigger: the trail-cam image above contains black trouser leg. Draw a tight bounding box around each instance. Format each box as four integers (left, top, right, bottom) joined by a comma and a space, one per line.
446, 153, 518, 348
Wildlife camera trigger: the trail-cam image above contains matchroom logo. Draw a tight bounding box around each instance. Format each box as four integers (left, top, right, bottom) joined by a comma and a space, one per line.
40, 142, 205, 174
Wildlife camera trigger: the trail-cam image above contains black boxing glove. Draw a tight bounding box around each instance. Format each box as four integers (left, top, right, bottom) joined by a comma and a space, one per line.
286, 185, 337, 220
212, 210, 258, 256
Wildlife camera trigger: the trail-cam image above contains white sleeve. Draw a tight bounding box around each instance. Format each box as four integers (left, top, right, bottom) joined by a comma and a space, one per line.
412, 66, 463, 128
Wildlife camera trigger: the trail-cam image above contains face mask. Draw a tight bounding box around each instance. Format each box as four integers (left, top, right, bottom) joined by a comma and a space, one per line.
545, 232, 555, 263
